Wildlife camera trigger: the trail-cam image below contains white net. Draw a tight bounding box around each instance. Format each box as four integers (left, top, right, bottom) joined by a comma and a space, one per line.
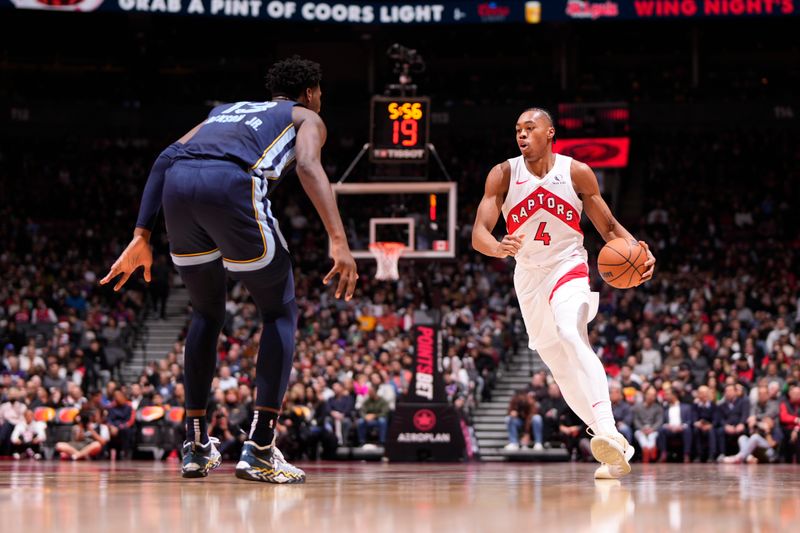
369, 242, 405, 281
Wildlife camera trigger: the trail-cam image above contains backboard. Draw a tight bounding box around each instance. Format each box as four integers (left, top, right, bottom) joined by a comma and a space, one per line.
332, 182, 457, 259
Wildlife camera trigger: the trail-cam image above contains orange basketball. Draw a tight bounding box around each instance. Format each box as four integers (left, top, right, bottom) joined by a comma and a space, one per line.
597, 238, 647, 289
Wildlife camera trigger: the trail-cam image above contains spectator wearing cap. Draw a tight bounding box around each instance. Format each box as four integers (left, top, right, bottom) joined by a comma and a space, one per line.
1, 344, 15, 367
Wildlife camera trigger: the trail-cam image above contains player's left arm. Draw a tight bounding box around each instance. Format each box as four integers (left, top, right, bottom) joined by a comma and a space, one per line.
101, 122, 205, 291
572, 160, 656, 283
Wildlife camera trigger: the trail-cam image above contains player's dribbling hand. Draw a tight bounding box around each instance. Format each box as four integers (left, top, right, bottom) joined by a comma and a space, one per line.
637, 240, 656, 285
100, 234, 153, 291
324, 243, 358, 301
494, 234, 525, 258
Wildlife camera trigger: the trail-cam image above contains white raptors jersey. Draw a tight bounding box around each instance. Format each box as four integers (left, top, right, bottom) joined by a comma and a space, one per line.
501, 154, 587, 269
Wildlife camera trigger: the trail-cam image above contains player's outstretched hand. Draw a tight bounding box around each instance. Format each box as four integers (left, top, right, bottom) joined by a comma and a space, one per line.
495, 234, 525, 258
324, 243, 358, 301
637, 240, 656, 284
100, 235, 153, 291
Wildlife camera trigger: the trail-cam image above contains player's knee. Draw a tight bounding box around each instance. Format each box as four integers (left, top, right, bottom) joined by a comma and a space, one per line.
260, 297, 297, 323
547, 362, 570, 384
192, 306, 225, 330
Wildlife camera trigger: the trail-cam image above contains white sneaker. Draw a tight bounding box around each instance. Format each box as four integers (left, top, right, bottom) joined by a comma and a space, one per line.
504, 443, 520, 451
533, 443, 544, 451
594, 440, 635, 479
590, 433, 632, 477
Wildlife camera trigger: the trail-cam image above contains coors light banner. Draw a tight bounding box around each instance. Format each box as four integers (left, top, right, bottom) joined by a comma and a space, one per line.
3, 0, 797, 24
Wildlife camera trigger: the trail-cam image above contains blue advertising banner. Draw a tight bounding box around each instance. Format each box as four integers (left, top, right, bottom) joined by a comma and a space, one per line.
2, 0, 797, 24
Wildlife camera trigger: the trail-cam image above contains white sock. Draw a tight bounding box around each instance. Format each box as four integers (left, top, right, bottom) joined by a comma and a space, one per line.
550, 282, 616, 436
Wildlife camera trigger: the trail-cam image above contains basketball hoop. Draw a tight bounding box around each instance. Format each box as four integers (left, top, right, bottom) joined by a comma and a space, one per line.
369, 242, 405, 281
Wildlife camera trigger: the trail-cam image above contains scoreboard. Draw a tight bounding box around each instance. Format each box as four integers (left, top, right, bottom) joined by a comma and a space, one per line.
370, 96, 430, 163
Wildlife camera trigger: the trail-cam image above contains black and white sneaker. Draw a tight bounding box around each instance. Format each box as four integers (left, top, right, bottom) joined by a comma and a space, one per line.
235, 440, 306, 484
181, 437, 222, 478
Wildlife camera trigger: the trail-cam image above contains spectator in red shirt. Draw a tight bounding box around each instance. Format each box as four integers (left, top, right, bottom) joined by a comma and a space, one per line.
779, 384, 800, 462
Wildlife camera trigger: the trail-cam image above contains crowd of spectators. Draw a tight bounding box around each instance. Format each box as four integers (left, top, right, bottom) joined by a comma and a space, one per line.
0, 139, 177, 460
0, 132, 520, 460
136, 189, 519, 460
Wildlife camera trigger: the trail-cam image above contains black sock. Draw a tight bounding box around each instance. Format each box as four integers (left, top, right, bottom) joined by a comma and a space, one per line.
249, 409, 279, 446
186, 415, 209, 445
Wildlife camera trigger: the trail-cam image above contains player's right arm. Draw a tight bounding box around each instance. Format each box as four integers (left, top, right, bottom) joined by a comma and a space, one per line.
292, 106, 358, 301
472, 161, 524, 258
101, 121, 205, 291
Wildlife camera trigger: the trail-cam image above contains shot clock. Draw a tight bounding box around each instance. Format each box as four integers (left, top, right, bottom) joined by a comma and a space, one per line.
370, 96, 430, 163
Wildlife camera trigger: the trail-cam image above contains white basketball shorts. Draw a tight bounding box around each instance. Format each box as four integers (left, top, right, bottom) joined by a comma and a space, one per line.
514, 258, 600, 351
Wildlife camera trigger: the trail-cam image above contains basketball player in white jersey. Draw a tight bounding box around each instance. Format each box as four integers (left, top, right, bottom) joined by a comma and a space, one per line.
472, 108, 655, 479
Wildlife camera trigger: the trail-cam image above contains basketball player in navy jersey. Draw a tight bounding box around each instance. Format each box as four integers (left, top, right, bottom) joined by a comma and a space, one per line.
101, 57, 357, 483
473, 108, 655, 479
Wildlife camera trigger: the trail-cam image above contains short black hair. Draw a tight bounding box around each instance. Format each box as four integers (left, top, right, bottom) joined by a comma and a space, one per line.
265, 56, 322, 100
523, 107, 554, 127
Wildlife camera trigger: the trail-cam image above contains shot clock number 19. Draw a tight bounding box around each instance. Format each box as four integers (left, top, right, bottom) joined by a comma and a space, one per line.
388, 102, 422, 147
370, 96, 430, 163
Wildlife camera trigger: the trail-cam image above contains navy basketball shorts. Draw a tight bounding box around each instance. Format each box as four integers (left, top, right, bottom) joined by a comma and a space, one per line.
162, 159, 289, 273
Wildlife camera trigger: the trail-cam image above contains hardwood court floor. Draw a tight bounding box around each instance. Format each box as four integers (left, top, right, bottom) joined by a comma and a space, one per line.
1, 460, 798, 533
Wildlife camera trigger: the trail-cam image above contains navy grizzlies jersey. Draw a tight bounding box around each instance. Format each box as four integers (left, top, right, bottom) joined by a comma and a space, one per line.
179, 100, 298, 179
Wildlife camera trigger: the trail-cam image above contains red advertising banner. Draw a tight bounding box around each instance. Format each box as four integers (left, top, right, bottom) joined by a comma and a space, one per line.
555, 137, 630, 168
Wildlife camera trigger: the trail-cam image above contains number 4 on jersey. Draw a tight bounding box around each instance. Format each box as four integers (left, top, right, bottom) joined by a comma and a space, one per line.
534, 222, 551, 246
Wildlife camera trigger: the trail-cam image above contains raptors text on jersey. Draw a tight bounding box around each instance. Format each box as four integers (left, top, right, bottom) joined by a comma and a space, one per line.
501, 154, 588, 268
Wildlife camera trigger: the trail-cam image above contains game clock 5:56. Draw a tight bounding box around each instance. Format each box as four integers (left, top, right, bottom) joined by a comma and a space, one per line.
370, 96, 430, 163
